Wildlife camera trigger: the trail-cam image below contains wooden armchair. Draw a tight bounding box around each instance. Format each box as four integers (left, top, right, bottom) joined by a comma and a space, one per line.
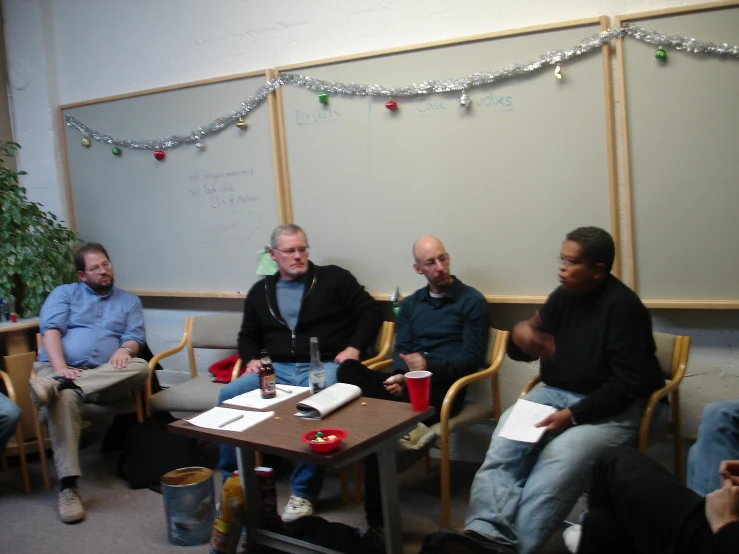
519, 332, 691, 482
0, 360, 38, 493
146, 313, 242, 417
366, 327, 509, 527
431, 327, 508, 527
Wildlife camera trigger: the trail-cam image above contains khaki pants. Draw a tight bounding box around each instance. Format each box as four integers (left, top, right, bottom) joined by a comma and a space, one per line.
33, 359, 149, 479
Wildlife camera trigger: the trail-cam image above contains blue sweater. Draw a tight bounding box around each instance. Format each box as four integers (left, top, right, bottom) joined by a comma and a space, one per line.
392, 276, 489, 387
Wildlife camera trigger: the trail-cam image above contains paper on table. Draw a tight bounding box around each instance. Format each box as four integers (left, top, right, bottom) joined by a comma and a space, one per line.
497, 399, 557, 443
223, 386, 310, 409
187, 407, 274, 432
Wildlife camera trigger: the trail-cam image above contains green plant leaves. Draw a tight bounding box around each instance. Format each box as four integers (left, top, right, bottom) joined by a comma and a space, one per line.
0, 141, 79, 317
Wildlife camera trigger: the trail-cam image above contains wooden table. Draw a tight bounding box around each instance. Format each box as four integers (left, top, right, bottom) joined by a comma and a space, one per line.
169, 391, 434, 554
0, 318, 39, 356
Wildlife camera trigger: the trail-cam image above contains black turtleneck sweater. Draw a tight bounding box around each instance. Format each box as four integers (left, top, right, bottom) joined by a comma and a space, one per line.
507, 274, 664, 424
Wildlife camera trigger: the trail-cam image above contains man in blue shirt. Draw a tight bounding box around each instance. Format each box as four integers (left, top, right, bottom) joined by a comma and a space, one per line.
29, 242, 147, 524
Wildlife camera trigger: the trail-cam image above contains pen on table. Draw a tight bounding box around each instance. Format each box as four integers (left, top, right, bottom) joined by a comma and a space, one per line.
218, 414, 245, 428
276, 386, 292, 394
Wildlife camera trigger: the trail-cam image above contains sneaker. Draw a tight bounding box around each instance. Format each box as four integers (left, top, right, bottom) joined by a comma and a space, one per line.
563, 524, 582, 553
361, 525, 385, 553
397, 422, 437, 451
281, 494, 313, 523
58, 488, 85, 524
396, 422, 437, 472
29, 376, 60, 408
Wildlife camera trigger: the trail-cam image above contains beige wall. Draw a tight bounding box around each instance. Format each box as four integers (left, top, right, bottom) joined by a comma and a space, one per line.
0, 4, 13, 171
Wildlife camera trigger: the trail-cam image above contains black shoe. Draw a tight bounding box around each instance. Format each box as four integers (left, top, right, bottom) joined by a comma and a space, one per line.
463, 530, 517, 553
361, 525, 385, 553
418, 529, 516, 554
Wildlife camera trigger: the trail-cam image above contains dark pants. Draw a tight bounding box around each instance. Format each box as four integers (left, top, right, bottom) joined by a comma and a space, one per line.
579, 446, 714, 554
338, 361, 463, 526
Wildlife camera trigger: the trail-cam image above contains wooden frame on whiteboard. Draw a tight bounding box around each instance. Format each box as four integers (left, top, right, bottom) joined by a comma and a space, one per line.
57, 69, 289, 299
57, 17, 619, 302
615, 0, 739, 309
276, 15, 620, 303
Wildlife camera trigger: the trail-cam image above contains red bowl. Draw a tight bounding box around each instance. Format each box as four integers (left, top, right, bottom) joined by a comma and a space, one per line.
301, 428, 347, 453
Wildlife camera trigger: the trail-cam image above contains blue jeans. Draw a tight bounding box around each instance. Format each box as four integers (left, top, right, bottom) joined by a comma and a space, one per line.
687, 400, 739, 496
217, 361, 339, 501
465, 385, 645, 554
0, 393, 21, 456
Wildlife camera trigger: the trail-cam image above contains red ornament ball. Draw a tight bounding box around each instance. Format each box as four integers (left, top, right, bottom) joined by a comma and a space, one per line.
385, 99, 398, 111
154, 150, 165, 161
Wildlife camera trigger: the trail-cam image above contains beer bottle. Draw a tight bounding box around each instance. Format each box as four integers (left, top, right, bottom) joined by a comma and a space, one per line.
259, 351, 276, 399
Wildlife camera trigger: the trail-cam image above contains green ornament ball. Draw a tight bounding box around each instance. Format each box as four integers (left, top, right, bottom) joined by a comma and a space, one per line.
392, 306, 400, 317
654, 48, 667, 60
112, 147, 122, 156
318, 93, 328, 104
315, 431, 324, 438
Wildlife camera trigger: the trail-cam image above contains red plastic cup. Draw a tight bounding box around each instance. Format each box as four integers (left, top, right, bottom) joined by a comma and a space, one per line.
404, 370, 431, 411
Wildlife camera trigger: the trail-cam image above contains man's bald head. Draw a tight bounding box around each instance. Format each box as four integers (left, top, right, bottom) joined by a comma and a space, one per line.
412, 235, 446, 263
412, 236, 453, 293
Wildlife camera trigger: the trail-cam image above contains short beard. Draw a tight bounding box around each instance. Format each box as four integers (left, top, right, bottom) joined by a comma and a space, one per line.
88, 279, 114, 295
284, 267, 308, 280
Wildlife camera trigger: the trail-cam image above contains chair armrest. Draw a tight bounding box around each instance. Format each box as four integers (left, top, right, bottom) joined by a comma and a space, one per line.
363, 322, 395, 367
638, 339, 689, 450
439, 330, 510, 438
0, 370, 16, 403
145, 318, 191, 418
519, 374, 542, 398
366, 359, 392, 371
362, 352, 389, 367
231, 359, 243, 382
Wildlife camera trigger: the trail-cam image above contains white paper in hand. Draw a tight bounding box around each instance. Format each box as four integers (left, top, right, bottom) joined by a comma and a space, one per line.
498, 399, 556, 443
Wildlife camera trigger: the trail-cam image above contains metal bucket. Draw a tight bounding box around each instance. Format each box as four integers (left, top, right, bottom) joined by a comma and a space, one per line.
161, 466, 215, 546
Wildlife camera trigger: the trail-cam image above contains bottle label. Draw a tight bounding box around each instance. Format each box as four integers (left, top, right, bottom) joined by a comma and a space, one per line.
309, 370, 325, 394
262, 374, 276, 394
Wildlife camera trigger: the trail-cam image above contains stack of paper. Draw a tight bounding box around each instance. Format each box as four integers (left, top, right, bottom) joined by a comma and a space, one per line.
187, 407, 274, 432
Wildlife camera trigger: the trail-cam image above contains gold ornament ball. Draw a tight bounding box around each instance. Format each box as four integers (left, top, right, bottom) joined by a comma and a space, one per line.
81, 138, 91, 148
236, 118, 248, 130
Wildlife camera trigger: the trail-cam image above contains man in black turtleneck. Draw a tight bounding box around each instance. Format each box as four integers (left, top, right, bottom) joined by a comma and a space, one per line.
439, 226, 664, 554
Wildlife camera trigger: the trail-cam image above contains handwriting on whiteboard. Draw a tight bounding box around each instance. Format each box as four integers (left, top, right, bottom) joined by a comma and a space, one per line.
294, 108, 341, 126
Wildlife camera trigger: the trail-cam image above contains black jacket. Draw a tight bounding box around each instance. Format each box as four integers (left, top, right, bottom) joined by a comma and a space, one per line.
238, 261, 383, 363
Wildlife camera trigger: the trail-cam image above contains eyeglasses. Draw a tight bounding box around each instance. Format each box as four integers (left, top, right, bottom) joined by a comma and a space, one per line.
557, 256, 584, 267
87, 262, 113, 274
273, 246, 310, 256
420, 254, 450, 269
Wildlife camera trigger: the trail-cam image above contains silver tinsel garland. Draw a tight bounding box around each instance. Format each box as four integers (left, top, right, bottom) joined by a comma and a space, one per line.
65, 24, 739, 151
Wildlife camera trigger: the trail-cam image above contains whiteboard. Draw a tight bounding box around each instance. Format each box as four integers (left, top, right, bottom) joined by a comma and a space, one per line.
279, 20, 616, 298
61, 72, 280, 294
621, 5, 739, 302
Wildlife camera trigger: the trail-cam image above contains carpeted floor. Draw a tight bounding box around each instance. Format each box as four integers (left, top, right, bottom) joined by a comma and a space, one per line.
0, 442, 571, 554
1, 422, 681, 554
